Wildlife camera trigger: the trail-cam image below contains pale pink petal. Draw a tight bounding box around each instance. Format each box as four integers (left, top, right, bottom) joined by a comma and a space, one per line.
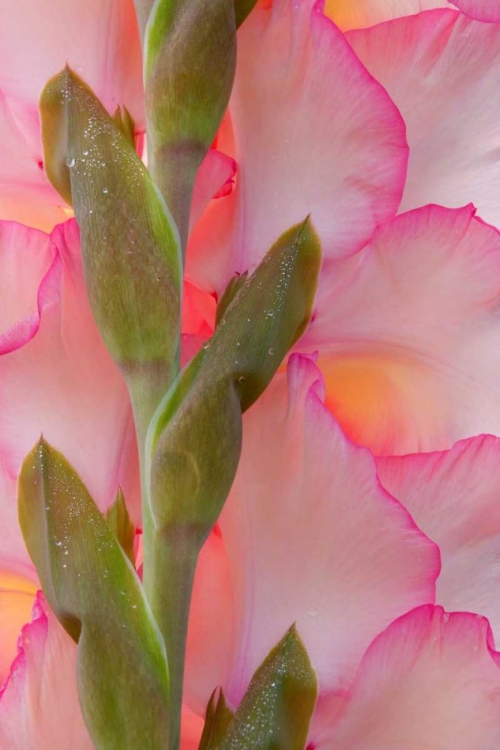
377, 435, 500, 644
307, 204, 500, 456
185, 354, 438, 711
0, 581, 36, 684
0, 1, 143, 229
186, 0, 408, 294
186, 530, 233, 716
0, 0, 143, 124
190, 150, 237, 232
181, 707, 204, 750
0, 465, 32, 579
312, 606, 500, 749
182, 282, 216, 338
0, 593, 93, 749
348, 9, 500, 229
0, 593, 203, 749
325, 0, 448, 30
0, 94, 68, 230
0, 222, 60, 354
450, 0, 500, 21
181, 283, 216, 367
0, 219, 140, 531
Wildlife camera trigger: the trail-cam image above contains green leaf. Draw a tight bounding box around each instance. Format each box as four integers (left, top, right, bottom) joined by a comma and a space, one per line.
234, 0, 258, 27
40, 68, 181, 387
18, 438, 169, 750
147, 218, 321, 536
111, 106, 136, 148
216, 272, 248, 327
144, 0, 237, 245
106, 488, 135, 564
218, 626, 317, 750
199, 689, 234, 750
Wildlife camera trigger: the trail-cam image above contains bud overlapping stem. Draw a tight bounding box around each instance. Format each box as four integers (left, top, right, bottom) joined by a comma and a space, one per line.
18, 439, 170, 749
32, 3, 323, 748
142, 0, 237, 251
146, 219, 321, 748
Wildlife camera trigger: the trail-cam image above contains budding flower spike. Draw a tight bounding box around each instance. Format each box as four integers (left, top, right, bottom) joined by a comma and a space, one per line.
4, 0, 500, 749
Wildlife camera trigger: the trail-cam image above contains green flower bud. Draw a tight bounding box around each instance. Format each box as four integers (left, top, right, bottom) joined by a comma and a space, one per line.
18, 438, 170, 750
40, 68, 182, 401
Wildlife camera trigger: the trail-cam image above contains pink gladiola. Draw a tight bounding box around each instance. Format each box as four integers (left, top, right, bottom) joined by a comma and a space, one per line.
2, 0, 500, 746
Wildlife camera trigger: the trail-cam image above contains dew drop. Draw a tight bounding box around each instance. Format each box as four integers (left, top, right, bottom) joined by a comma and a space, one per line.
202, 341, 210, 350
268, 348, 275, 355
238, 376, 246, 384
65, 157, 75, 168
102, 187, 109, 195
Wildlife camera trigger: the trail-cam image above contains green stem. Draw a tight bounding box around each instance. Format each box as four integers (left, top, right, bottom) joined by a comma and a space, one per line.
127, 361, 199, 750
149, 143, 199, 257
145, 527, 199, 750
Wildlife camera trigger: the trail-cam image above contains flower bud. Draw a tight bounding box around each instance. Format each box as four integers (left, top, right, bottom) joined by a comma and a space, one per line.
217, 625, 317, 749
40, 68, 182, 397
144, 0, 237, 245
147, 218, 321, 541
18, 438, 170, 750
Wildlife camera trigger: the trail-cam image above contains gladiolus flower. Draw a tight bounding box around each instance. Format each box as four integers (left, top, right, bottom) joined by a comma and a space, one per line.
2, 0, 500, 746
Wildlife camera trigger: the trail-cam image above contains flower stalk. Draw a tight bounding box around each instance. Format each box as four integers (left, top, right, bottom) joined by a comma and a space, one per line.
36, 3, 321, 748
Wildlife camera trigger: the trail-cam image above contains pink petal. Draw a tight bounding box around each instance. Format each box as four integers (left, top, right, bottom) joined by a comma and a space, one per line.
0, 0, 143, 124
0, 1, 143, 229
0, 219, 140, 557
325, 0, 448, 30
185, 354, 438, 711
0, 580, 36, 684
180, 707, 204, 750
348, 9, 500, 228
181, 282, 216, 367
0, 94, 68, 230
186, 0, 408, 294
0, 222, 60, 355
0, 593, 203, 749
313, 606, 500, 749
186, 531, 233, 716
0, 466, 32, 580
377, 435, 500, 644
307, 204, 500, 455
190, 150, 237, 232
182, 282, 216, 338
450, 0, 500, 20
0, 593, 93, 749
